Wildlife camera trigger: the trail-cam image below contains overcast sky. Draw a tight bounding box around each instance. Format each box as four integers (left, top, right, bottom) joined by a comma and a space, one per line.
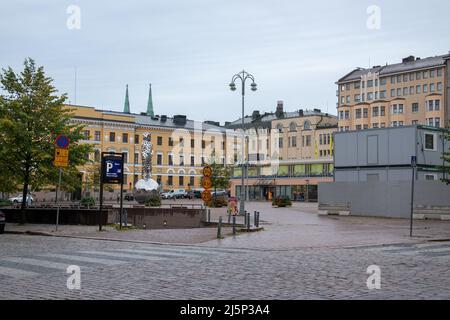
1, 0, 449, 123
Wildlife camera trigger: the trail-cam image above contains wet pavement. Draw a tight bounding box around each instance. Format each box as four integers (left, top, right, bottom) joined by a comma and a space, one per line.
207, 202, 450, 249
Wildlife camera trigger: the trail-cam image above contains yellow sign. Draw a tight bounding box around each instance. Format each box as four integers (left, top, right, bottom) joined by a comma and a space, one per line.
202, 166, 212, 178
201, 190, 212, 202
202, 177, 212, 189
54, 148, 69, 167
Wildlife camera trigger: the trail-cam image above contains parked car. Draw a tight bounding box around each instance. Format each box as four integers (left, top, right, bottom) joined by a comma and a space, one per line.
0, 210, 5, 234
162, 189, 187, 199
211, 190, 228, 198
9, 194, 33, 205
189, 189, 204, 199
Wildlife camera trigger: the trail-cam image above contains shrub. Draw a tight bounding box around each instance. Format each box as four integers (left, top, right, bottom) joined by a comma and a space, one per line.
206, 196, 228, 208
145, 196, 161, 207
80, 197, 95, 206
0, 199, 12, 207
272, 196, 292, 207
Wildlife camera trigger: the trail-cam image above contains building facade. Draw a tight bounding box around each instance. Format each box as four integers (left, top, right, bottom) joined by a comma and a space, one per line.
226, 101, 338, 202
336, 54, 450, 132
70, 104, 233, 195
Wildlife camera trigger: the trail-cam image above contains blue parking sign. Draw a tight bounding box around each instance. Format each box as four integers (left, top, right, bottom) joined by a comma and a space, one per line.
101, 154, 124, 184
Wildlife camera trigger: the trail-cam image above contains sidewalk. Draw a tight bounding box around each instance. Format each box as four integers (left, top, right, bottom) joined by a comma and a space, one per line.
4, 223, 233, 245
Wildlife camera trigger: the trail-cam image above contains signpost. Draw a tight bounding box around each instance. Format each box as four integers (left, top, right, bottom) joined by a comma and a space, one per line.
410, 156, 417, 237
99, 152, 125, 231
54, 135, 70, 231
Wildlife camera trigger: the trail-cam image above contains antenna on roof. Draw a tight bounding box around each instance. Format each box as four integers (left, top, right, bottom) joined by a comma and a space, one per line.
74, 67, 77, 105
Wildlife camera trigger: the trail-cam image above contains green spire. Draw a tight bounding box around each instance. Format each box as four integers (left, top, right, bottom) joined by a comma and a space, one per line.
146, 83, 154, 117
123, 84, 130, 114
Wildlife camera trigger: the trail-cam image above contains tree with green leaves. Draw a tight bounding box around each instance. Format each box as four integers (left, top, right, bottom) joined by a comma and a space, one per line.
201, 152, 232, 195
0, 58, 93, 223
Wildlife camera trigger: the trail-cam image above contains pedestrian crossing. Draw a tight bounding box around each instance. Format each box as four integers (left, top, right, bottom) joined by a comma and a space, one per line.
0, 244, 249, 279
351, 243, 450, 257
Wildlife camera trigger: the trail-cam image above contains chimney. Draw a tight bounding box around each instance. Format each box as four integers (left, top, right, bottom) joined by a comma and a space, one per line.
173, 115, 187, 125
298, 109, 304, 117
276, 101, 284, 117
252, 110, 260, 120
402, 55, 415, 63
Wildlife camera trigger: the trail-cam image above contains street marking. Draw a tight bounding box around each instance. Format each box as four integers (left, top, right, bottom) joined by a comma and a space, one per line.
110, 249, 203, 258
136, 245, 249, 255
40, 253, 127, 266
2, 257, 80, 271
80, 251, 169, 261
0, 265, 39, 278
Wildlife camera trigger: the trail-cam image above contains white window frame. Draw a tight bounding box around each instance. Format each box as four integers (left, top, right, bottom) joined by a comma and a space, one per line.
423, 132, 437, 151
424, 173, 437, 181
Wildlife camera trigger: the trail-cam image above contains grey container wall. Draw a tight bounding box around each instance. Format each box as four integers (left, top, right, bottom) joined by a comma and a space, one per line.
333, 126, 449, 182
334, 126, 447, 168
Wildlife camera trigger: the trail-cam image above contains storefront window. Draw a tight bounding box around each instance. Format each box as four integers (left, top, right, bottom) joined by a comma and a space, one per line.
293, 164, 306, 176
248, 167, 258, 177
310, 164, 323, 176
277, 165, 289, 176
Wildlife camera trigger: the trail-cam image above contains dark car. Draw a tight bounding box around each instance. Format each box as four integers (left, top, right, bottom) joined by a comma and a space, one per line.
0, 210, 5, 234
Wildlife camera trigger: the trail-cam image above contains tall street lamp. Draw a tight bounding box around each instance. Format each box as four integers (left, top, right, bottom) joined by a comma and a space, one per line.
229, 70, 258, 215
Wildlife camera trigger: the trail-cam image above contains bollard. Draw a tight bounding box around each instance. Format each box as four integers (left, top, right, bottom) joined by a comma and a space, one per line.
232, 215, 236, 235
228, 213, 231, 224
256, 211, 260, 228
217, 216, 222, 239
254, 211, 257, 227
247, 212, 250, 232
244, 210, 248, 225
208, 209, 211, 223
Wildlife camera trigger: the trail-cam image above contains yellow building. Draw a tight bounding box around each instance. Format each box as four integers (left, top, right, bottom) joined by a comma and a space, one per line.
68, 85, 232, 194
225, 101, 338, 202
336, 54, 450, 131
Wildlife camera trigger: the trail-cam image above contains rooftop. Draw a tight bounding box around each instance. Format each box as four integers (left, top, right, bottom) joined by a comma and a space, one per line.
338, 53, 450, 83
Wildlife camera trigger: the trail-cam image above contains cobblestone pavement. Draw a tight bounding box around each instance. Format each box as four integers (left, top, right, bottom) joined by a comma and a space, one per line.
1, 202, 450, 299
0, 234, 449, 300
4, 223, 233, 244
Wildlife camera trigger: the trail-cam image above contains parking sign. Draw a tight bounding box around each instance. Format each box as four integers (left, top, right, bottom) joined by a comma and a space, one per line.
101, 154, 124, 184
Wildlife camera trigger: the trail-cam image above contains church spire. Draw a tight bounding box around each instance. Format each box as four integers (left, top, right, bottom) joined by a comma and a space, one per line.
146, 83, 154, 117
123, 84, 130, 114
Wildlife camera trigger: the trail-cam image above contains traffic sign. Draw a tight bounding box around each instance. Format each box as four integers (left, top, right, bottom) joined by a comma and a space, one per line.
202, 166, 212, 178
101, 154, 124, 184
201, 190, 212, 202
202, 177, 212, 189
55, 135, 70, 149
54, 148, 69, 167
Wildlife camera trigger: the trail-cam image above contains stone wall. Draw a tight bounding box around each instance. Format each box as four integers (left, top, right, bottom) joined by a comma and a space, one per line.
108, 207, 207, 229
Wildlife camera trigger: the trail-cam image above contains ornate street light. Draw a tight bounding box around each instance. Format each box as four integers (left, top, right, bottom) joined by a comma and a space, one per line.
229, 70, 258, 215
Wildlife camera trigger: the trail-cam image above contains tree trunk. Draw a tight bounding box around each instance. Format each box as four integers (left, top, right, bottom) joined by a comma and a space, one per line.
20, 168, 30, 225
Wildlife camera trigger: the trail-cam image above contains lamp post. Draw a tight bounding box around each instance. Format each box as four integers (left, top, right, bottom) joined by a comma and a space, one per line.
229, 70, 258, 215
305, 179, 310, 203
